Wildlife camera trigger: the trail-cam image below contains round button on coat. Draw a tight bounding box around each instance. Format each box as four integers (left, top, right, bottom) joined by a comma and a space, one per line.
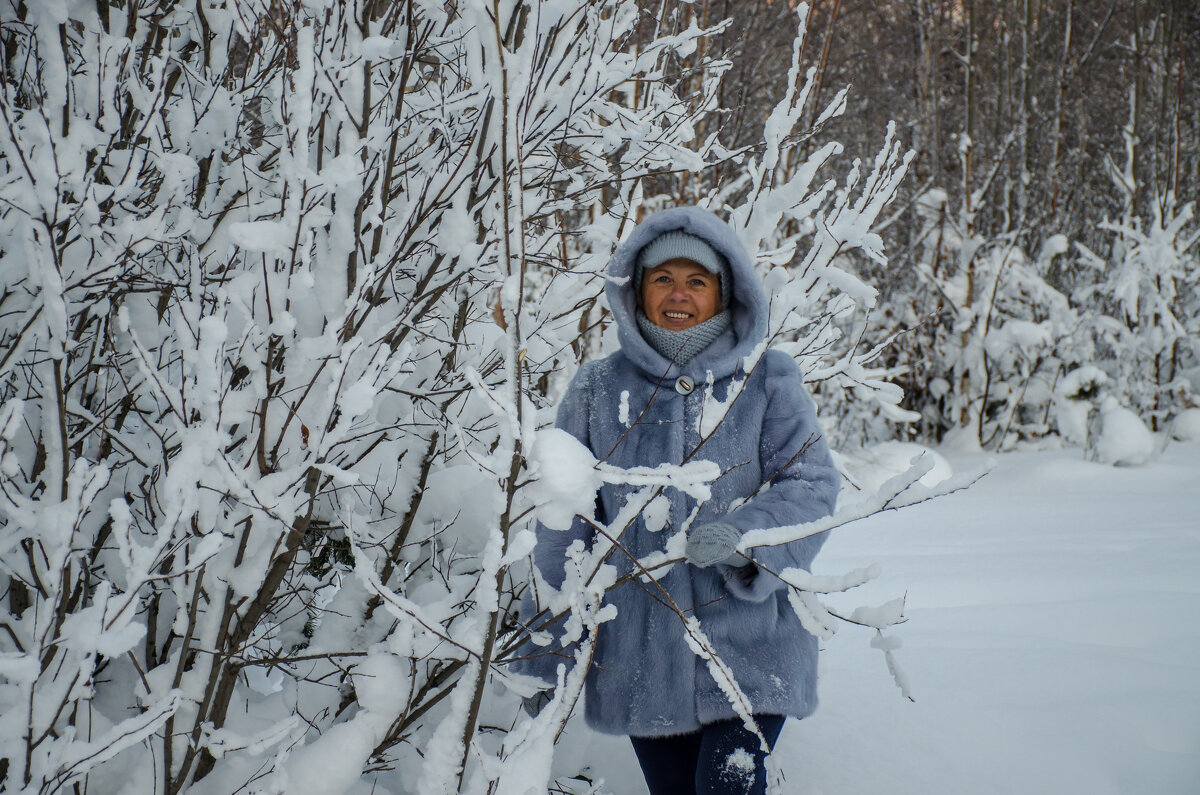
674, 375, 695, 395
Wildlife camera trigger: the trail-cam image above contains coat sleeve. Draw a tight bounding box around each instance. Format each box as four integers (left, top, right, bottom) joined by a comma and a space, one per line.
511, 364, 600, 683
716, 350, 840, 602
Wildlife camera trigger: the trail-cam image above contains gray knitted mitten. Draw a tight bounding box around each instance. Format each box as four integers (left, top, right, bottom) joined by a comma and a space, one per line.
685, 522, 743, 568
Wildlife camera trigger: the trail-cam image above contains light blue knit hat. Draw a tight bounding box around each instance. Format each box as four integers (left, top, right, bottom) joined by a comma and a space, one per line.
636, 230, 731, 308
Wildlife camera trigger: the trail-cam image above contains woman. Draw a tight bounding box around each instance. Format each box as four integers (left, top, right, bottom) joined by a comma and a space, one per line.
521, 206, 839, 794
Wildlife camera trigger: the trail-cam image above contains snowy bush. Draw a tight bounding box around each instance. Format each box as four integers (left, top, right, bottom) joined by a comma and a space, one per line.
0, 1, 922, 793
1075, 198, 1200, 431
863, 181, 1197, 452
1054, 365, 1110, 448
866, 188, 1094, 450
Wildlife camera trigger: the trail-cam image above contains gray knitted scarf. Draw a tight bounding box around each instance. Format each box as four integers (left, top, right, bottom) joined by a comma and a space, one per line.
636, 310, 731, 367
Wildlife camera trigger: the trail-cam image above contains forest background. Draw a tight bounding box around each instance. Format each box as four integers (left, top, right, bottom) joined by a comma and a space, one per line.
0, 0, 1196, 793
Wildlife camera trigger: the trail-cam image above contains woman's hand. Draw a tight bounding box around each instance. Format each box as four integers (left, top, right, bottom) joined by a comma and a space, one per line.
685, 522, 743, 568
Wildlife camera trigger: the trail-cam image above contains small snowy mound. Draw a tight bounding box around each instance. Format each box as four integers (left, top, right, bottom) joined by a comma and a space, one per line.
838, 441, 954, 494
1169, 408, 1200, 443
1090, 400, 1154, 466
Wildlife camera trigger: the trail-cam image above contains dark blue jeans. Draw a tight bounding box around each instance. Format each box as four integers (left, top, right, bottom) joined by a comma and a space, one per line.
629, 715, 786, 795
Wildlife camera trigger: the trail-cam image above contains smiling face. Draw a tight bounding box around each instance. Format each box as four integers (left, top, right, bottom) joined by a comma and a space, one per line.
640, 258, 721, 330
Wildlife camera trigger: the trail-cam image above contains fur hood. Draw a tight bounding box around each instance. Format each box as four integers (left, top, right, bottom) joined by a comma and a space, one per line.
605, 206, 768, 381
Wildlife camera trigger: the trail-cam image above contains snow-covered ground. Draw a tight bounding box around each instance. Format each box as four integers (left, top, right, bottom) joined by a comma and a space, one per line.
550, 442, 1200, 794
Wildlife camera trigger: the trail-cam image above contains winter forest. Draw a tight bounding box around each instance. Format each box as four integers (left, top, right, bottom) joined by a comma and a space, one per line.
0, 0, 1197, 793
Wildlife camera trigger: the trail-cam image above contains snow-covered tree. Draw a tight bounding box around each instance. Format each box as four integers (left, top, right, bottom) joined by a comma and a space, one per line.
1075, 197, 1200, 430
0, 1, 917, 793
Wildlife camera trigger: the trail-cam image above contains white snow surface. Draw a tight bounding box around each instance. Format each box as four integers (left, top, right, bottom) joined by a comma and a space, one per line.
533, 443, 1200, 794
837, 441, 953, 493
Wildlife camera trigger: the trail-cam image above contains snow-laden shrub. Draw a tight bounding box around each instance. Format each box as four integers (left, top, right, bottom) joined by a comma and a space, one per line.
0, 1, 920, 793
865, 201, 1095, 449
1054, 365, 1111, 447
1075, 198, 1200, 430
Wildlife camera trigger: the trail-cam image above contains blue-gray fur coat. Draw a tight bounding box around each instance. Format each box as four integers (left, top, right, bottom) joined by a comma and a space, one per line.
522, 206, 839, 737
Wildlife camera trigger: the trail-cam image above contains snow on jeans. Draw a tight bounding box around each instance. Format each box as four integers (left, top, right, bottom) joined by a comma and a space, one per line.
629, 714, 786, 795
